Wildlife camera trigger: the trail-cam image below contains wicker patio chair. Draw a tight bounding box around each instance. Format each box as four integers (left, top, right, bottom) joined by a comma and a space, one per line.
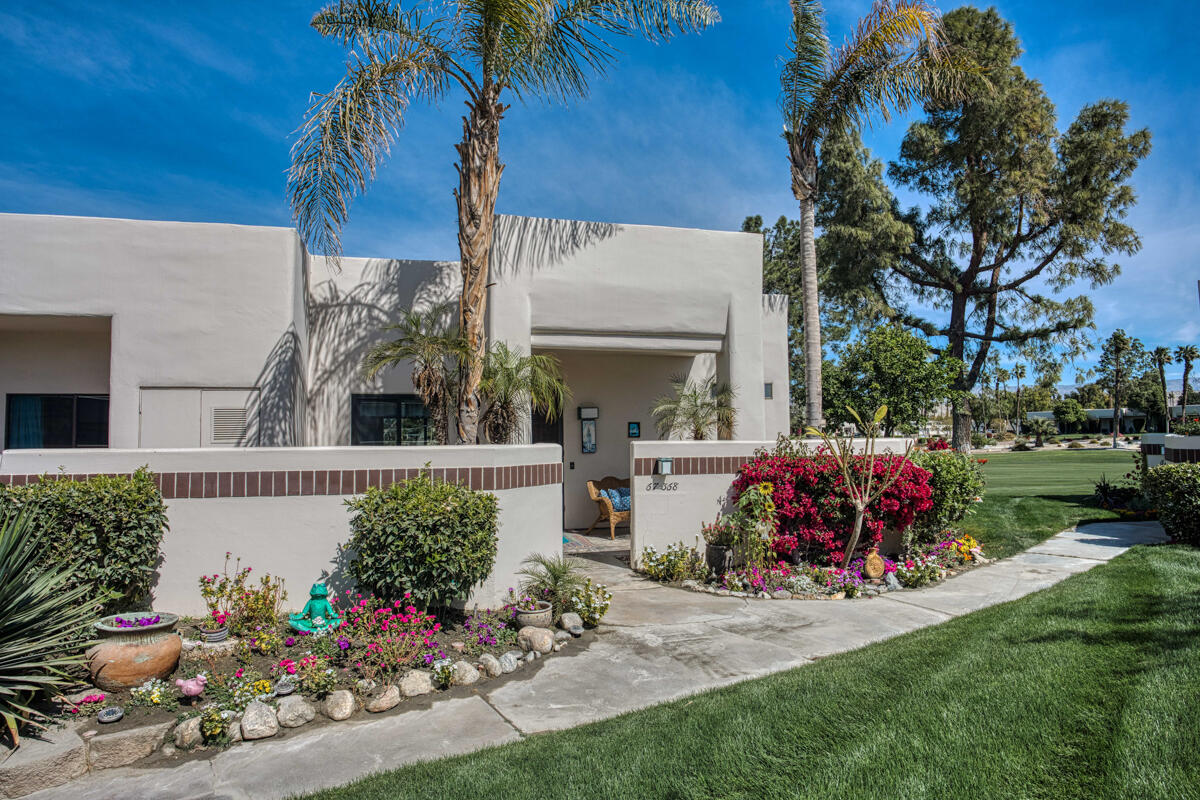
584, 476, 631, 539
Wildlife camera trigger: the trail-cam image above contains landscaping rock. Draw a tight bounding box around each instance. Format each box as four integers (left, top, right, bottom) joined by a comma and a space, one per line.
451, 660, 480, 686
715, 589, 731, 596
399, 670, 434, 697
518, 626, 555, 654
0, 725, 88, 797
323, 690, 355, 721
478, 653, 502, 678
173, 716, 203, 749
240, 701, 279, 740
885, 573, 903, 592
830, 592, 846, 600
553, 643, 562, 652
161, 743, 177, 757
558, 612, 585, 636
365, 685, 401, 713
554, 629, 572, 642
229, 723, 242, 743
276, 695, 316, 728
450, 641, 466, 653
88, 720, 172, 769
681, 579, 698, 589
523, 651, 536, 663
355, 678, 377, 694
772, 589, 791, 599
498, 652, 520, 673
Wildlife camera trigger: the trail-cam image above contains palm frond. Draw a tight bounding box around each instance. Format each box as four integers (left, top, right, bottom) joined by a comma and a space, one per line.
479, 342, 569, 443
780, 0, 829, 130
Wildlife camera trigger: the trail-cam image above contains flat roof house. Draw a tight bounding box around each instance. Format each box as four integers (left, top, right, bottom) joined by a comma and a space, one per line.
0, 212, 790, 529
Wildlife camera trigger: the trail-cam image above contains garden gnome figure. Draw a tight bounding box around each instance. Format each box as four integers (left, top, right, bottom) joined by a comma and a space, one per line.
289, 583, 341, 633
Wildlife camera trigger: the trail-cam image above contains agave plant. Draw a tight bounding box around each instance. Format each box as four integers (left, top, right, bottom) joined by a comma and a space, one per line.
0, 513, 101, 745
516, 554, 587, 622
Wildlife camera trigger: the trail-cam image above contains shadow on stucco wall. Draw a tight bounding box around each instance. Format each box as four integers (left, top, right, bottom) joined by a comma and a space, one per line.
491, 215, 621, 279
306, 258, 460, 445
249, 324, 306, 446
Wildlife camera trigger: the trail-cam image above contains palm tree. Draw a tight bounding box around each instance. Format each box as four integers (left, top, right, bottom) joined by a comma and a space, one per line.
651, 375, 736, 440
779, 0, 973, 431
993, 366, 1010, 432
1151, 346, 1173, 432
289, 0, 719, 445
479, 342, 569, 444
362, 306, 468, 444
1025, 417, 1056, 447
1175, 344, 1199, 422
1012, 363, 1026, 436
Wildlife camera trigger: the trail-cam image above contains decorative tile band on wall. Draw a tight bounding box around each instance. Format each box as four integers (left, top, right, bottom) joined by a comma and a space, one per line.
1164, 448, 1199, 463
0, 463, 563, 499
633, 455, 753, 477
1141, 443, 1163, 455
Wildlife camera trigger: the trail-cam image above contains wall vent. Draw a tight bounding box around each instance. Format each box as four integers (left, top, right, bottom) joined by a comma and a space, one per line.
210, 407, 248, 445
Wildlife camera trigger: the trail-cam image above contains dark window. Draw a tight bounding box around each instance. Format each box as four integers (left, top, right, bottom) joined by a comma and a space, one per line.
764, 383, 774, 400
4, 394, 109, 449
351, 394, 434, 446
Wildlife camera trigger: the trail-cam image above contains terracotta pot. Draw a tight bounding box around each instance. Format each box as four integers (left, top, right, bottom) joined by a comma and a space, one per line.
87, 612, 182, 691
514, 601, 552, 629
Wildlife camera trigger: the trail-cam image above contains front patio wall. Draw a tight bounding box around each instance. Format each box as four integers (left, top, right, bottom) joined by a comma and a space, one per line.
0, 445, 562, 614
628, 438, 916, 569
1141, 433, 1165, 468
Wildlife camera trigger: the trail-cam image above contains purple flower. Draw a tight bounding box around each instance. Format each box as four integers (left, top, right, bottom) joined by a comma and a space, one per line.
284, 636, 296, 647
337, 636, 350, 651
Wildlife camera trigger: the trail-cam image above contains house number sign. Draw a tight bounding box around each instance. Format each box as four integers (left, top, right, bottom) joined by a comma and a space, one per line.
646, 482, 680, 492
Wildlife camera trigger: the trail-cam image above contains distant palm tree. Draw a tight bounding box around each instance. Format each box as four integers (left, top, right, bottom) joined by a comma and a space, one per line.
1175, 344, 1199, 420
651, 375, 736, 440
362, 306, 467, 444
779, 0, 975, 430
1012, 363, 1026, 436
1151, 346, 1173, 432
290, 0, 719, 444
993, 366, 1010, 431
1025, 417, 1056, 447
479, 342, 569, 444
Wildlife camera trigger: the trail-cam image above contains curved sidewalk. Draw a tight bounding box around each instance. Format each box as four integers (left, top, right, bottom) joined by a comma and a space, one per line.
30, 521, 1165, 800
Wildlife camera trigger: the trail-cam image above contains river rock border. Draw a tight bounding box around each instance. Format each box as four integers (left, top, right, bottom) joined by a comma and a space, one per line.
0, 622, 582, 798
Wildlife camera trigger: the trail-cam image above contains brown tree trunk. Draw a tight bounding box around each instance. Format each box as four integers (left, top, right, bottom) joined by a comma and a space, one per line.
1182, 360, 1193, 421
789, 141, 824, 431
454, 85, 506, 444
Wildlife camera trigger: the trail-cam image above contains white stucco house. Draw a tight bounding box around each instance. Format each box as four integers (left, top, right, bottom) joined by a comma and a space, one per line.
0, 212, 790, 529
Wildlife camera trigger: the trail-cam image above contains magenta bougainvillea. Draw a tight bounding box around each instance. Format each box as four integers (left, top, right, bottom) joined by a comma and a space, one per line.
732, 450, 934, 564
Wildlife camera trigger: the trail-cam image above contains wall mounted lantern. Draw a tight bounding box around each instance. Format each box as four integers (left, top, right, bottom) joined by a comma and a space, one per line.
655, 457, 673, 475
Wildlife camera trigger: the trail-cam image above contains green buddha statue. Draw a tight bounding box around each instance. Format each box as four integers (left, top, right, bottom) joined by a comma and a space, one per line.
289, 583, 342, 633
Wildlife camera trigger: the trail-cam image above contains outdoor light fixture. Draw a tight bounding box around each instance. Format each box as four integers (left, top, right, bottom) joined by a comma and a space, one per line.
655, 457, 673, 475
577, 406, 599, 420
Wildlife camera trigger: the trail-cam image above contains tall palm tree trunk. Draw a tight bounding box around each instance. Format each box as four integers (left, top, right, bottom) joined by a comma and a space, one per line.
1182, 360, 1193, 421
454, 84, 506, 444
1158, 362, 1170, 433
790, 143, 824, 430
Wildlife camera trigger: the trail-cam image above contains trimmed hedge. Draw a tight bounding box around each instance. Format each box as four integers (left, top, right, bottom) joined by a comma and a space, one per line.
908, 450, 986, 541
346, 471, 498, 610
1144, 463, 1200, 544
0, 469, 168, 610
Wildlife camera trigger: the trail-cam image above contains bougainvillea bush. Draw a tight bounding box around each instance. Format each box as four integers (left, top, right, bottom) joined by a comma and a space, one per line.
731, 442, 933, 564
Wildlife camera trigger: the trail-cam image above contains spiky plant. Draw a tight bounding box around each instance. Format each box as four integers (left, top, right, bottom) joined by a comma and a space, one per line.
290, 0, 719, 445
362, 306, 469, 444
516, 553, 587, 622
0, 513, 102, 745
651, 374, 736, 440
780, 0, 978, 430
1025, 417, 1057, 447
479, 342, 569, 444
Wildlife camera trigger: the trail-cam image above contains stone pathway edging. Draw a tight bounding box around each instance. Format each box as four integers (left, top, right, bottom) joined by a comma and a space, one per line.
24, 521, 1165, 800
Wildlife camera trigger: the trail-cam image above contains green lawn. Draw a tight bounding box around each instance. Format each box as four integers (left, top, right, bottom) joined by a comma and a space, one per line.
963, 448, 1135, 559
303, 544, 1200, 800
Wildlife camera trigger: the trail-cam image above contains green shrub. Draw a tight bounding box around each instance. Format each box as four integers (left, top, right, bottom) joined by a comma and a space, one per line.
1068, 441, 1085, 449
0, 513, 99, 744
909, 450, 986, 541
1144, 464, 1200, 544
517, 554, 587, 622
1174, 419, 1200, 435
0, 469, 167, 610
569, 578, 612, 626
640, 543, 706, 583
970, 432, 988, 449
346, 471, 498, 609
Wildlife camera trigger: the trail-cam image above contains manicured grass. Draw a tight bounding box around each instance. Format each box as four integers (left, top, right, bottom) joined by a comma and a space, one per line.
301, 544, 1200, 800
963, 448, 1135, 559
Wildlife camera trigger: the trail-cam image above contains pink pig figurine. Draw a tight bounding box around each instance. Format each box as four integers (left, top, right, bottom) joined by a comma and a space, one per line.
175, 674, 207, 698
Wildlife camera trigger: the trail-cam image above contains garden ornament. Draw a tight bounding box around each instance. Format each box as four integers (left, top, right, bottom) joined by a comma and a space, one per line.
175, 674, 208, 699
289, 583, 342, 633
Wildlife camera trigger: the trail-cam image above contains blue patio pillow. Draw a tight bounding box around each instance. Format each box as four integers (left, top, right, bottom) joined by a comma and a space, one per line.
607, 487, 630, 513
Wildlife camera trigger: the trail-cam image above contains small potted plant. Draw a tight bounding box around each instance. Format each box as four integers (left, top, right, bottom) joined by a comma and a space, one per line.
512, 594, 552, 628
198, 610, 229, 643
197, 554, 246, 642
701, 515, 740, 575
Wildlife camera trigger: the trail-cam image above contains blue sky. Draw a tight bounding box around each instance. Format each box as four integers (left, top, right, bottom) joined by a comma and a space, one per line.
1, 1, 1197, 380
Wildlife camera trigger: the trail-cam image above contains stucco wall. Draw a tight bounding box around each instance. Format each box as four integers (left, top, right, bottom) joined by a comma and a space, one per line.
0, 445, 561, 613
0, 214, 306, 448
762, 294, 791, 439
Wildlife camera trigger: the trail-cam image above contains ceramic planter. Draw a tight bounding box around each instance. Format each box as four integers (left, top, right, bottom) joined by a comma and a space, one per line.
87, 612, 182, 691
199, 626, 228, 643
514, 601, 552, 629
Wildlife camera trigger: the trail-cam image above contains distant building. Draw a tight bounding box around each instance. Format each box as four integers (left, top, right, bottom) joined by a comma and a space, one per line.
1027, 404, 1200, 434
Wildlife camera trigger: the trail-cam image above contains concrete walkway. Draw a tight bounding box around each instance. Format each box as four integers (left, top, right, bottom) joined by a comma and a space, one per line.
30, 521, 1165, 800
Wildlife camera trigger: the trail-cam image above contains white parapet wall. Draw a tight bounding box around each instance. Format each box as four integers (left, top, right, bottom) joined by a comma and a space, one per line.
1141, 433, 1166, 468
0, 445, 562, 614
1161, 433, 1200, 465
628, 438, 915, 569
